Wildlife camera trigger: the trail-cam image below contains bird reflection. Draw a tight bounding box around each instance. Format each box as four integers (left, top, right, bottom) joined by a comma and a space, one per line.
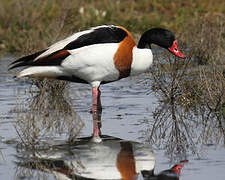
91, 108, 102, 142
16, 134, 185, 180
16, 135, 187, 180
116, 142, 139, 179
142, 163, 185, 180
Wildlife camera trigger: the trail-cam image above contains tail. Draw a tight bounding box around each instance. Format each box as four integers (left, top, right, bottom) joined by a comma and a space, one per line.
8, 49, 47, 70
9, 49, 70, 79
16, 66, 66, 79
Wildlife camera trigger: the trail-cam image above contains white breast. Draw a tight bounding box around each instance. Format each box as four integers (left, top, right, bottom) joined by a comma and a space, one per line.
130, 47, 153, 76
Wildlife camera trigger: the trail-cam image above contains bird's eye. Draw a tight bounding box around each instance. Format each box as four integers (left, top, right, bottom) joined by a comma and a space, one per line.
174, 48, 178, 52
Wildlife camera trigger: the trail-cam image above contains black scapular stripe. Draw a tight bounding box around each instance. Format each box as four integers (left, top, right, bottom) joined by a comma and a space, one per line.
9, 49, 70, 69
9, 49, 47, 70
64, 26, 128, 50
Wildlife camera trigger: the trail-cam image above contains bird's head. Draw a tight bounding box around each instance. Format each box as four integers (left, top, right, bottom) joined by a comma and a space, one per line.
138, 28, 185, 58
171, 164, 183, 177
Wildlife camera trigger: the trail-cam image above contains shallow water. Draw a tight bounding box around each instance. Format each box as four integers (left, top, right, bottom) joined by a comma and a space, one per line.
0, 56, 225, 180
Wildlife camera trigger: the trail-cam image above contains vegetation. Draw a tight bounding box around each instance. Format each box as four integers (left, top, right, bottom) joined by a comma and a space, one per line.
0, 0, 224, 53
147, 14, 225, 159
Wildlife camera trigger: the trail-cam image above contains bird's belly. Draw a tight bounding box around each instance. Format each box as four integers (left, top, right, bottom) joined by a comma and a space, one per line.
71, 65, 119, 83
61, 44, 120, 83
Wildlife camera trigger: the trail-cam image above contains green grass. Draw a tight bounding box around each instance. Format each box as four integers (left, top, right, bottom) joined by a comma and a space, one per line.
0, 0, 224, 53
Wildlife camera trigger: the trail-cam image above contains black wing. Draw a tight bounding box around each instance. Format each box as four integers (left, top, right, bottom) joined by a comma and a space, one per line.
64, 25, 128, 50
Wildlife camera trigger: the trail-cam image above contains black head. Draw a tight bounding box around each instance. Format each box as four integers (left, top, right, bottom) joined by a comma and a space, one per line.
138, 28, 185, 58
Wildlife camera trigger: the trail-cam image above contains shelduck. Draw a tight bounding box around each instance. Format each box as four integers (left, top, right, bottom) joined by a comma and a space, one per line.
21, 135, 186, 179
9, 25, 184, 137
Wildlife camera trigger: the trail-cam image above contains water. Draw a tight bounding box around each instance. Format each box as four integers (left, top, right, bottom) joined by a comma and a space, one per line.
0, 56, 225, 179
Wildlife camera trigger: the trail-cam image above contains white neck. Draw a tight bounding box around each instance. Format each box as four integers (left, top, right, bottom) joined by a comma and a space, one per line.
130, 47, 153, 76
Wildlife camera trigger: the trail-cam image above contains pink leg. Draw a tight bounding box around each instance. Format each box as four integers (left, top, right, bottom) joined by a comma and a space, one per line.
97, 88, 102, 111
92, 87, 98, 112
92, 111, 102, 137
92, 87, 102, 137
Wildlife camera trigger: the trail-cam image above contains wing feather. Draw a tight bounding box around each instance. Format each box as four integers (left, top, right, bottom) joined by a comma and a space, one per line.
9, 49, 47, 70
9, 25, 128, 70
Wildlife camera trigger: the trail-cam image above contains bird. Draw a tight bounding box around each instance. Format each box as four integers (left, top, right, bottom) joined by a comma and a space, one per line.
142, 163, 184, 180
9, 25, 184, 137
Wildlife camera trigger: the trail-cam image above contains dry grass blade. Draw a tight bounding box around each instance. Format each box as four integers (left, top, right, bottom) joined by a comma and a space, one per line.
14, 79, 84, 150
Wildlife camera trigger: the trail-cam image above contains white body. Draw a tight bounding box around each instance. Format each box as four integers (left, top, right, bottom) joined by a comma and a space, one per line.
35, 138, 155, 179
17, 44, 153, 87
